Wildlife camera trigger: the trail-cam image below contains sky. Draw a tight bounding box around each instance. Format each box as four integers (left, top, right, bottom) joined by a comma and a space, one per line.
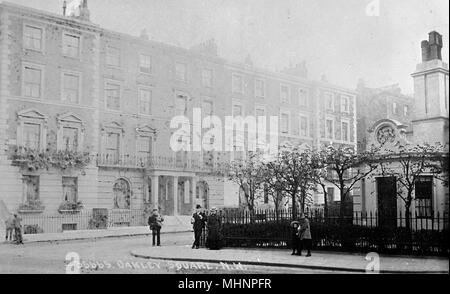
5, 0, 449, 94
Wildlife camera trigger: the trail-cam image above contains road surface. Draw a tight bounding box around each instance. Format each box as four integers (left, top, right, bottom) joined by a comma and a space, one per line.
0, 232, 338, 274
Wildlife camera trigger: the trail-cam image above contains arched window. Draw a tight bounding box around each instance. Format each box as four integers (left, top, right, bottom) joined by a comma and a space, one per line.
113, 178, 131, 209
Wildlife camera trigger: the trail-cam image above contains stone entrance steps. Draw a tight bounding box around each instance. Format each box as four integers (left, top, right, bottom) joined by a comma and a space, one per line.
162, 215, 192, 232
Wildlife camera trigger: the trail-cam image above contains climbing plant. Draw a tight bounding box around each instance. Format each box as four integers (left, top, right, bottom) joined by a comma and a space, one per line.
12, 147, 91, 171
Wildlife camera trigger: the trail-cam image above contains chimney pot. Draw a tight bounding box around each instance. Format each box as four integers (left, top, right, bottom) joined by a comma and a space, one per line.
427, 31, 443, 61
421, 40, 430, 62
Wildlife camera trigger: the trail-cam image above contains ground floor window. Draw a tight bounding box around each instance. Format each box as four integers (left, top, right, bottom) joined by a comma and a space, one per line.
23, 175, 39, 203
62, 177, 78, 203
415, 176, 433, 218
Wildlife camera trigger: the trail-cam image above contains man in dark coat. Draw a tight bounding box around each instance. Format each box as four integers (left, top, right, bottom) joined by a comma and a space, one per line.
148, 209, 164, 246
206, 207, 222, 250
12, 214, 23, 245
191, 204, 206, 249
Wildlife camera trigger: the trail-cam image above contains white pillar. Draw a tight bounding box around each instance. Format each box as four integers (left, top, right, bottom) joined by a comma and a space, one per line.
143, 177, 149, 203
173, 176, 179, 215
184, 180, 190, 204
151, 175, 159, 209
191, 177, 197, 210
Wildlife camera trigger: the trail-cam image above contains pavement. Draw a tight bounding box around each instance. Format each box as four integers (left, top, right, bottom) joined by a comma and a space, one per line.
0, 233, 334, 274
20, 225, 192, 243
130, 245, 450, 274
17, 215, 193, 243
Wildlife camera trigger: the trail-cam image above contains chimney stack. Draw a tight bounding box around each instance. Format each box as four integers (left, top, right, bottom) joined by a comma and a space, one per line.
79, 0, 90, 21
421, 31, 443, 62
63, 1, 67, 16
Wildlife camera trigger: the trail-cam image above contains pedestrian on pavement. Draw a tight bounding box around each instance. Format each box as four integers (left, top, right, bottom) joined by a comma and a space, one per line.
297, 213, 312, 257
191, 204, 206, 249
148, 209, 164, 246
205, 207, 222, 250
4, 214, 14, 242
290, 220, 300, 255
12, 214, 23, 245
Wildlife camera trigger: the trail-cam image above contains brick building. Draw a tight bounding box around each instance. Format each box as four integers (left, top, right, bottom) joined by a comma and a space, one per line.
356, 82, 414, 154
0, 1, 356, 227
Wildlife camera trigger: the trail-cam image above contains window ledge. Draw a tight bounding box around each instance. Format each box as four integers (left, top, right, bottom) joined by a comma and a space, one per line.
139, 71, 153, 76
62, 55, 81, 61
23, 48, 45, 55
106, 65, 122, 70
18, 209, 44, 214
58, 209, 81, 214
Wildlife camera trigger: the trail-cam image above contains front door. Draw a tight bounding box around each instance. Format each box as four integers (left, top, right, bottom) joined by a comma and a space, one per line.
377, 177, 397, 228
196, 182, 209, 210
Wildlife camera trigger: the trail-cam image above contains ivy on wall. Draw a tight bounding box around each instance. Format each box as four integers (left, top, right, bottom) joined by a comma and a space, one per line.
18, 199, 45, 211
12, 147, 91, 171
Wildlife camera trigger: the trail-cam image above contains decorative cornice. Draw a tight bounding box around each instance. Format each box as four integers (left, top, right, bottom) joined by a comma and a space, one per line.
0, 2, 356, 96
17, 108, 48, 121
0, 2, 101, 33
411, 67, 449, 77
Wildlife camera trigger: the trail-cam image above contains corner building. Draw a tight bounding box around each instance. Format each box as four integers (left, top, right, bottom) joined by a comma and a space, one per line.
0, 2, 356, 227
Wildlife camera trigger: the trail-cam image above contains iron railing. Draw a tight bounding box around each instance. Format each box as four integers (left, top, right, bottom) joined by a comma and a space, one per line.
199, 208, 449, 256
19, 209, 148, 234
96, 153, 228, 172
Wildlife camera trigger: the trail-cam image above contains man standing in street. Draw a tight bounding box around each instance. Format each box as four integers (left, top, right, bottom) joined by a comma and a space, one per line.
191, 205, 206, 249
148, 209, 164, 246
297, 213, 312, 257
13, 214, 23, 245
206, 207, 222, 250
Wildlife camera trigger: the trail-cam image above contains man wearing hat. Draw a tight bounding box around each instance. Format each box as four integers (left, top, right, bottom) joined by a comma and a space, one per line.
147, 208, 164, 246
191, 204, 206, 249
12, 214, 23, 245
